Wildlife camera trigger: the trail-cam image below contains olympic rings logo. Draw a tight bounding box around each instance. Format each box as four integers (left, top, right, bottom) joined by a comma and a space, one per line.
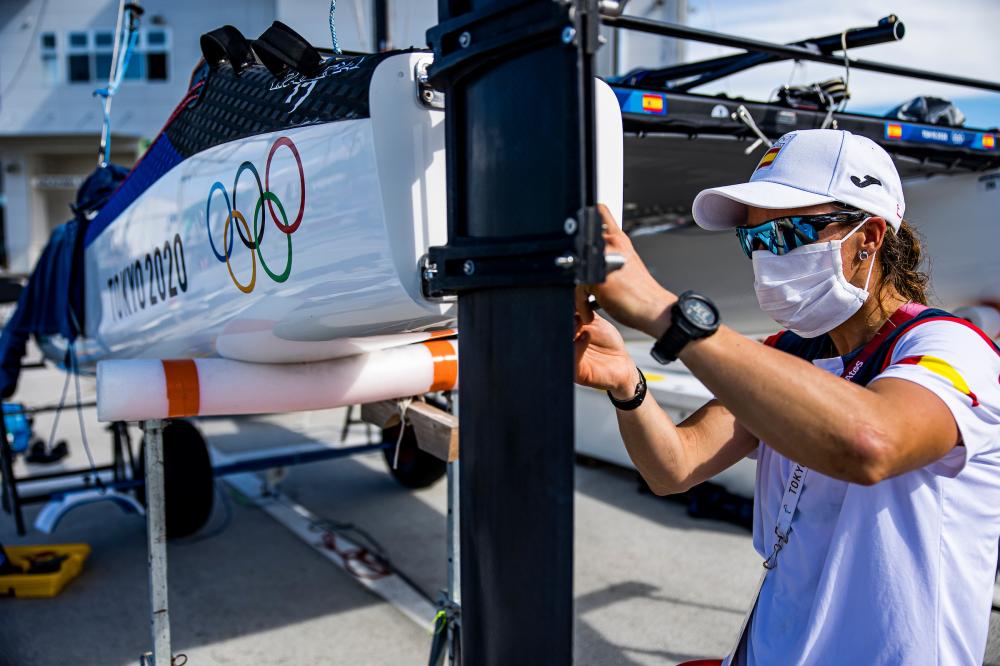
205, 136, 305, 293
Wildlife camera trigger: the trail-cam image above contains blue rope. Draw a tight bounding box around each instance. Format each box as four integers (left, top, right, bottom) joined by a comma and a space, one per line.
94, 8, 140, 165
329, 0, 342, 55
94, 25, 138, 100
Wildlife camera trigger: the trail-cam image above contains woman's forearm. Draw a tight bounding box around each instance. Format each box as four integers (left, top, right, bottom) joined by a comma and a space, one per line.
678, 326, 890, 483
611, 367, 756, 494
612, 369, 693, 494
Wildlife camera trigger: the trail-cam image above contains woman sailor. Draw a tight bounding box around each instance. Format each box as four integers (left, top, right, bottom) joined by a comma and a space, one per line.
574, 129, 1000, 665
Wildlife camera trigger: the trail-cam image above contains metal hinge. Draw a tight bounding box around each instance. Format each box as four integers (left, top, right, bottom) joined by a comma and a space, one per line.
415, 58, 445, 110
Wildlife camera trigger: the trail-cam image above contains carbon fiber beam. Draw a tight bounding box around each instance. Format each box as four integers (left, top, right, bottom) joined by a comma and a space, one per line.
428, 0, 599, 663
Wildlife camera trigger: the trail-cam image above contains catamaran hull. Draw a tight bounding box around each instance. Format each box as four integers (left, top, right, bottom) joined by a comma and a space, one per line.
76, 52, 624, 369
83, 53, 455, 366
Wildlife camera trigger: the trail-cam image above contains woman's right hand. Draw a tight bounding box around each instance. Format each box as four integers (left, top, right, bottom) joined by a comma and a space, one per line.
574, 311, 640, 398
584, 204, 676, 339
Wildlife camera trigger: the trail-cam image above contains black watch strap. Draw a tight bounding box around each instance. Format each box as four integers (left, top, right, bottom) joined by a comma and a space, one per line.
651, 291, 720, 365
607, 368, 647, 411
651, 324, 690, 364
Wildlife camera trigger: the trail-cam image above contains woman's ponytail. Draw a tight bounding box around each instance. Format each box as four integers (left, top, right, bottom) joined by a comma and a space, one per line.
877, 219, 929, 307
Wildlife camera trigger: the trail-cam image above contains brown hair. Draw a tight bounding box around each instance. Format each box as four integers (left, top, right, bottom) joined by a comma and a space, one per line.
875, 219, 929, 308
833, 203, 930, 310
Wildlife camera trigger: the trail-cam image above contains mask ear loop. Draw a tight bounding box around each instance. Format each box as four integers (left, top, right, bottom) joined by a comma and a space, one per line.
861, 248, 877, 292
847, 217, 877, 292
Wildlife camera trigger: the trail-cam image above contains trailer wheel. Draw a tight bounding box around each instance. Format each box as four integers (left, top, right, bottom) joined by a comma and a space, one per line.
136, 420, 215, 539
382, 423, 446, 489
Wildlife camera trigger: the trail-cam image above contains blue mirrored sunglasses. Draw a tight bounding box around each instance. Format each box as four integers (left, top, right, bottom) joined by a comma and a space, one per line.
735, 211, 868, 259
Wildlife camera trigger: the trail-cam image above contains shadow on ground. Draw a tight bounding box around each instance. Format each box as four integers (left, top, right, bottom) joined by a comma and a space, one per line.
0, 418, 437, 666
4, 414, 994, 665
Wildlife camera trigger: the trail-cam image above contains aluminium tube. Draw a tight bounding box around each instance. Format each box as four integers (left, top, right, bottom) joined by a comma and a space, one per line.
604, 14, 1000, 93
96, 340, 457, 422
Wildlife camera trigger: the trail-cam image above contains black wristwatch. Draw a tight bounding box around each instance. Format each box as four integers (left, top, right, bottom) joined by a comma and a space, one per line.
650, 291, 720, 365
607, 367, 647, 411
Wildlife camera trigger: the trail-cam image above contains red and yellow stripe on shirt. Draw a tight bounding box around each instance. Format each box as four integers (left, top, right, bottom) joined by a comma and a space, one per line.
897, 355, 979, 407
755, 145, 781, 170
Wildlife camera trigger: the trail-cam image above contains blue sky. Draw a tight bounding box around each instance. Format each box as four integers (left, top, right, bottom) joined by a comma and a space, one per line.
682, 0, 1000, 128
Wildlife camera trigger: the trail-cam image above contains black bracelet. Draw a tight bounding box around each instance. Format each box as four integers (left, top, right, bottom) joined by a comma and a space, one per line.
607, 368, 647, 411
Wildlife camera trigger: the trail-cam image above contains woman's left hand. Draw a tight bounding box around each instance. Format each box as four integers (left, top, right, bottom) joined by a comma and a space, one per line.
574, 311, 637, 395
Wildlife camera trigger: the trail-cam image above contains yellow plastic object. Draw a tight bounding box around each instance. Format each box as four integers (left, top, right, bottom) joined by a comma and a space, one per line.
0, 544, 91, 598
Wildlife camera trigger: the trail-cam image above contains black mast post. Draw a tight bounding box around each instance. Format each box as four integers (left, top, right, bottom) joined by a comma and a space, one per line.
425, 1, 604, 663
373, 0, 390, 52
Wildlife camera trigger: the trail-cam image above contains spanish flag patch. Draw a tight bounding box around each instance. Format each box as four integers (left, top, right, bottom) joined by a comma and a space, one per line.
897, 355, 979, 407
641, 94, 665, 114
755, 145, 781, 170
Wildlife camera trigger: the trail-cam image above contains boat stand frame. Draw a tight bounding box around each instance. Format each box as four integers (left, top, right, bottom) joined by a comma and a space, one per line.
139, 419, 173, 666
130, 400, 456, 665
0, 401, 121, 537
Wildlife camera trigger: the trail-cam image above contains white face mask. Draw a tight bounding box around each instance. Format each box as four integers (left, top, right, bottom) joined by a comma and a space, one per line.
751, 219, 875, 338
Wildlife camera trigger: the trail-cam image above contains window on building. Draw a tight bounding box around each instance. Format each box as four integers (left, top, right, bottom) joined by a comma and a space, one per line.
144, 29, 170, 82
40, 32, 58, 83
146, 29, 167, 47
67, 55, 90, 82
94, 30, 114, 81
67, 31, 90, 82
123, 50, 144, 80
59, 27, 171, 85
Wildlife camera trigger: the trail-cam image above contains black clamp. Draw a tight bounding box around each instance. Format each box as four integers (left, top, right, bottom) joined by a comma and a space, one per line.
425, 0, 601, 89
421, 206, 609, 298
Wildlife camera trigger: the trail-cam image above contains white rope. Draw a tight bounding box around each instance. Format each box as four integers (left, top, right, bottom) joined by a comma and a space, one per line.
95, 2, 141, 166
838, 29, 855, 112
819, 83, 837, 129
108, 0, 126, 83
392, 397, 414, 470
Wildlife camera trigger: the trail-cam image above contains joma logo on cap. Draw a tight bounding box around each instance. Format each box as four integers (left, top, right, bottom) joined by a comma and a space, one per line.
850, 175, 882, 188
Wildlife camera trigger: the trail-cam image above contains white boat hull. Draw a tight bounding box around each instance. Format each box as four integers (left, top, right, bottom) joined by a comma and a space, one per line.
78, 53, 624, 368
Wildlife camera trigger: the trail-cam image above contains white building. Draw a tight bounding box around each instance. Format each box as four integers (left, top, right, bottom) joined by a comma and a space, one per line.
0, 0, 682, 274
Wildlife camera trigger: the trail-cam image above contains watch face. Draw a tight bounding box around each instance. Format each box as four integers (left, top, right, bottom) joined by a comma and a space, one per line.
682, 297, 717, 329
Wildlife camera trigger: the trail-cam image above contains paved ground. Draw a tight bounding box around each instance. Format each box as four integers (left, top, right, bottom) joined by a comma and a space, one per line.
0, 366, 998, 665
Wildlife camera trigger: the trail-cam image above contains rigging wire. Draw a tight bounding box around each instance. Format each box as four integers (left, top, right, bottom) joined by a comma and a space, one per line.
63, 306, 102, 488
107, 0, 127, 86
328, 0, 342, 55
69, 341, 102, 489
94, 2, 142, 167
41, 354, 72, 455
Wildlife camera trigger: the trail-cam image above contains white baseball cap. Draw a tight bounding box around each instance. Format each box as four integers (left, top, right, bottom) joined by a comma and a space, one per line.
692, 129, 905, 232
